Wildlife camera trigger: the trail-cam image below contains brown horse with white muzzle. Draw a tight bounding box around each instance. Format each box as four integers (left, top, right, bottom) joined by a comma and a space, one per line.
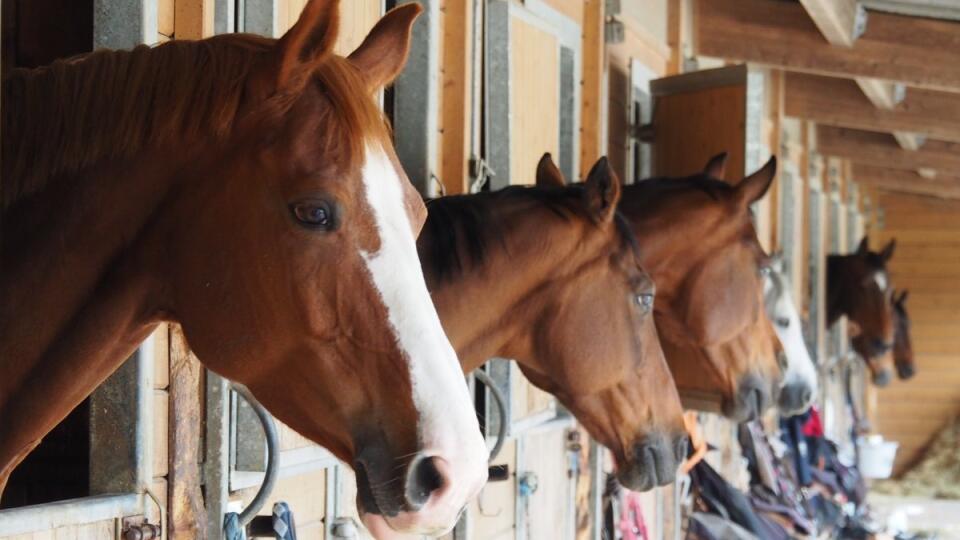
612, 155, 785, 421
0, 2, 487, 535
420, 157, 687, 492
828, 238, 897, 386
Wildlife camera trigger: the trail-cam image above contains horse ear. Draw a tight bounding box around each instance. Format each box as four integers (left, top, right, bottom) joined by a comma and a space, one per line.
275, 0, 341, 91
703, 152, 729, 180
735, 156, 776, 206
348, 3, 422, 91
583, 157, 621, 224
536, 153, 566, 187
855, 236, 869, 256
880, 238, 896, 262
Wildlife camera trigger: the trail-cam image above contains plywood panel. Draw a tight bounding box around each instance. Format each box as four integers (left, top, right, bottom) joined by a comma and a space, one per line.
873, 191, 960, 475
3, 520, 114, 540
510, 15, 559, 185
469, 439, 518, 540
522, 429, 575, 539
652, 84, 747, 179
232, 468, 326, 536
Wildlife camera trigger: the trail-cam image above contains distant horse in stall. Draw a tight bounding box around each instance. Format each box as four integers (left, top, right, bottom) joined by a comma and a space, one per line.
0, 2, 489, 535
827, 238, 897, 386
610, 154, 787, 421
418, 157, 687, 492
763, 253, 818, 415
892, 290, 916, 380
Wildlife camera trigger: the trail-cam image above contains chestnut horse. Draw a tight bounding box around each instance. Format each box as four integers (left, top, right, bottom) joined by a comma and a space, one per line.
0, 2, 487, 535
420, 157, 687, 492
892, 290, 916, 380
764, 252, 818, 415
612, 155, 785, 421
828, 237, 897, 386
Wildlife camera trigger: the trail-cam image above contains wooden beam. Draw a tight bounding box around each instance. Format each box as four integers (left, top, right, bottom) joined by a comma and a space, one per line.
799, 0, 866, 46
438, 0, 472, 195
856, 78, 905, 109
785, 72, 960, 144
174, 0, 214, 40
579, 0, 604, 179
817, 125, 960, 174
853, 164, 960, 200
696, 0, 960, 92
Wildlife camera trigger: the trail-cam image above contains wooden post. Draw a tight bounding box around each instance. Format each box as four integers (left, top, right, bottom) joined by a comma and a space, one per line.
579, 0, 603, 180
439, 0, 473, 195
168, 326, 206, 539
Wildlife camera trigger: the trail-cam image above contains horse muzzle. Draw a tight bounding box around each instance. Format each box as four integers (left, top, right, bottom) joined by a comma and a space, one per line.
615, 433, 688, 492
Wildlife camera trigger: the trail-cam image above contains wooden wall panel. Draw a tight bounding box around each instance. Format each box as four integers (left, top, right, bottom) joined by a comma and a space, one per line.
3, 520, 114, 540
509, 16, 559, 185
652, 84, 747, 179
873, 192, 960, 475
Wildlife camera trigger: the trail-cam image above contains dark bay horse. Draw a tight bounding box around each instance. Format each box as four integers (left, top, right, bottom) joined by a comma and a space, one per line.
418, 157, 687, 492
610, 155, 786, 421
892, 290, 916, 380
828, 237, 897, 386
0, 2, 487, 535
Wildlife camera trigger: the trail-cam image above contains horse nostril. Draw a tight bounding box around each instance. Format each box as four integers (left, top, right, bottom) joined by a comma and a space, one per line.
872, 338, 892, 354
674, 435, 690, 463
873, 369, 892, 387
405, 455, 446, 510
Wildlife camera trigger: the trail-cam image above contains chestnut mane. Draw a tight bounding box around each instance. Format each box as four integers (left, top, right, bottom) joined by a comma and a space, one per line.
2, 33, 387, 210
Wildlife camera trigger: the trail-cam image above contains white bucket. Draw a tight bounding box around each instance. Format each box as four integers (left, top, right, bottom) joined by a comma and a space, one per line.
859, 435, 899, 479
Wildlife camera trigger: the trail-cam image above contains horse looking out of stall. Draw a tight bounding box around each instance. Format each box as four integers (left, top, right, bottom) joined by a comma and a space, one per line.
763, 252, 818, 415
0, 2, 489, 536
611, 155, 786, 421
892, 290, 916, 380
418, 156, 688, 492
827, 237, 897, 386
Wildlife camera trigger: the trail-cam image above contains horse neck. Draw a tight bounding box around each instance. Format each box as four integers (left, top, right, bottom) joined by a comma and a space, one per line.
421, 203, 585, 373
0, 158, 177, 486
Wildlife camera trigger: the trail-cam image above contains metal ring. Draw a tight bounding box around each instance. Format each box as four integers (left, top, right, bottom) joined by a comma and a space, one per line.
473, 369, 507, 463
231, 383, 280, 527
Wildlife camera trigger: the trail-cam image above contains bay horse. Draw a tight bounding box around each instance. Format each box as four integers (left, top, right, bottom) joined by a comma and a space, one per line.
892, 290, 916, 380
0, 2, 488, 535
611, 155, 785, 421
419, 156, 687, 492
828, 237, 897, 386
764, 252, 818, 415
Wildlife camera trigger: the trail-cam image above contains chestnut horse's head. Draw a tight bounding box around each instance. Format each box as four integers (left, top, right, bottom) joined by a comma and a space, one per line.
763, 252, 818, 415
512, 156, 687, 491
892, 290, 916, 380
832, 237, 896, 386
162, 3, 486, 535
619, 155, 784, 421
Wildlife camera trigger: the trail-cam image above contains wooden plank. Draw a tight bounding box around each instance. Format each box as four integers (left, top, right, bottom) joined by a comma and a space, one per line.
174, 0, 214, 40
159, 0, 175, 38
798, 0, 864, 46
786, 72, 960, 145
168, 326, 205, 539
509, 15, 559, 185
817, 126, 960, 176
438, 0, 472, 194
579, 0, 603, 179
696, 0, 960, 92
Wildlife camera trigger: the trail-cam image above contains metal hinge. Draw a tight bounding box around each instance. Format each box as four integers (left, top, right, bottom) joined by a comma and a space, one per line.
121, 516, 161, 540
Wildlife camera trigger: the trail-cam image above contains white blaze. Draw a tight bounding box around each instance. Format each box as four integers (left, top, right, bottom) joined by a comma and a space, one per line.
357, 144, 488, 532
764, 270, 818, 412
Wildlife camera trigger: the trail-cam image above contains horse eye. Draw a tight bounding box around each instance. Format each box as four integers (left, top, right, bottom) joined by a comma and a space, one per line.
635, 293, 654, 312
776, 317, 790, 328
291, 200, 335, 230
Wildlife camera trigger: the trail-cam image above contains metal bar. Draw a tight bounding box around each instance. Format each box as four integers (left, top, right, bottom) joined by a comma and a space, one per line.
94, 0, 159, 48
0, 494, 141, 536
392, 0, 440, 196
